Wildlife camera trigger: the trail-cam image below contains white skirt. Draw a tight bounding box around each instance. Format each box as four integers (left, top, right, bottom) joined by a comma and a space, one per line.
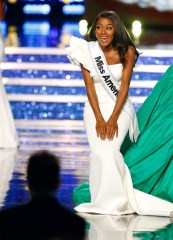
0, 35, 18, 148
75, 83, 173, 216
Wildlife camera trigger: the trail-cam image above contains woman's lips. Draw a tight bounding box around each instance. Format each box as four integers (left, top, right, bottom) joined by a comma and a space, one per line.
100, 37, 108, 43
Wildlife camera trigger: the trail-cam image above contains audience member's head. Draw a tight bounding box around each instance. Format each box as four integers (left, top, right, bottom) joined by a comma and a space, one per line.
27, 150, 60, 196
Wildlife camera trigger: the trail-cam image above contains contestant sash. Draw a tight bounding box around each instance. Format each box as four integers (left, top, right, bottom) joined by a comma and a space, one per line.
88, 41, 139, 142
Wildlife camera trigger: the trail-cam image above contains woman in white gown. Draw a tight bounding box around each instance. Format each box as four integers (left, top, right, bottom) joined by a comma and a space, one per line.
0, 0, 18, 148
66, 10, 173, 216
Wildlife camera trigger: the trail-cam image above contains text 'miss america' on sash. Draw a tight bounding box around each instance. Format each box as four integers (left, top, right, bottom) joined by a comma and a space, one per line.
94, 56, 119, 97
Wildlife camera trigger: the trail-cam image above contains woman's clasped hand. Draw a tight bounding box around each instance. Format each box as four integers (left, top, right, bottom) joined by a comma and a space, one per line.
96, 117, 118, 141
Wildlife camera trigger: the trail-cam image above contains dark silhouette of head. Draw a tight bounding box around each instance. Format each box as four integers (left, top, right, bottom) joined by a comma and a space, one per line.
27, 150, 60, 196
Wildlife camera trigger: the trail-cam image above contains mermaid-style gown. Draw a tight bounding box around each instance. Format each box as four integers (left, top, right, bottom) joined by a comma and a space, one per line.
67, 36, 173, 216
0, 33, 18, 148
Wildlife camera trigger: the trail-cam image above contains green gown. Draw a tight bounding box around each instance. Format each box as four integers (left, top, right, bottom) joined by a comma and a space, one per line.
73, 64, 173, 205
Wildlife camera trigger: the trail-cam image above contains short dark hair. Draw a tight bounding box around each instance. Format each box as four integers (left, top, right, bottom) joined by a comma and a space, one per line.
27, 150, 60, 193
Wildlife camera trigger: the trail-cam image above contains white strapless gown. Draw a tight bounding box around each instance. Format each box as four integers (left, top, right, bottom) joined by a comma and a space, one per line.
74, 74, 173, 217
0, 33, 18, 148
66, 38, 173, 216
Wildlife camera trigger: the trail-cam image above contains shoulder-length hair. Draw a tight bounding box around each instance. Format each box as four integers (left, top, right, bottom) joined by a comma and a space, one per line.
88, 10, 139, 67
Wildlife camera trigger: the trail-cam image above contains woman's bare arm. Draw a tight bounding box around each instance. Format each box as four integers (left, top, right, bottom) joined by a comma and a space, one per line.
81, 65, 107, 140
106, 46, 136, 140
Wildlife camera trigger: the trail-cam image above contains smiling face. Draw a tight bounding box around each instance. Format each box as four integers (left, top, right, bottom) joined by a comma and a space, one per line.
95, 17, 115, 49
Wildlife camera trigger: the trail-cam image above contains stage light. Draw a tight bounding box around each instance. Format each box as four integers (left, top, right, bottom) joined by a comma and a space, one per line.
79, 19, 88, 35
132, 20, 142, 37
59, 0, 84, 3
23, 21, 50, 35
62, 22, 80, 35
8, 0, 17, 3
62, 4, 85, 15
0, 21, 7, 36
23, 4, 51, 15
132, 20, 141, 28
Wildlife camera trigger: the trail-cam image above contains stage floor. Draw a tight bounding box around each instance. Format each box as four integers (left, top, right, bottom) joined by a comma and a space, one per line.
0, 119, 173, 240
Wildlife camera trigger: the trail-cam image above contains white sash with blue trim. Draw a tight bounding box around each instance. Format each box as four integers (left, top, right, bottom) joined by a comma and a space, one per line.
88, 41, 139, 142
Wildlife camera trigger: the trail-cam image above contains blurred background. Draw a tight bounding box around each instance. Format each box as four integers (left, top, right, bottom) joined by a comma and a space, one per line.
1, 0, 173, 48
1, 0, 173, 193
0, 3, 173, 239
